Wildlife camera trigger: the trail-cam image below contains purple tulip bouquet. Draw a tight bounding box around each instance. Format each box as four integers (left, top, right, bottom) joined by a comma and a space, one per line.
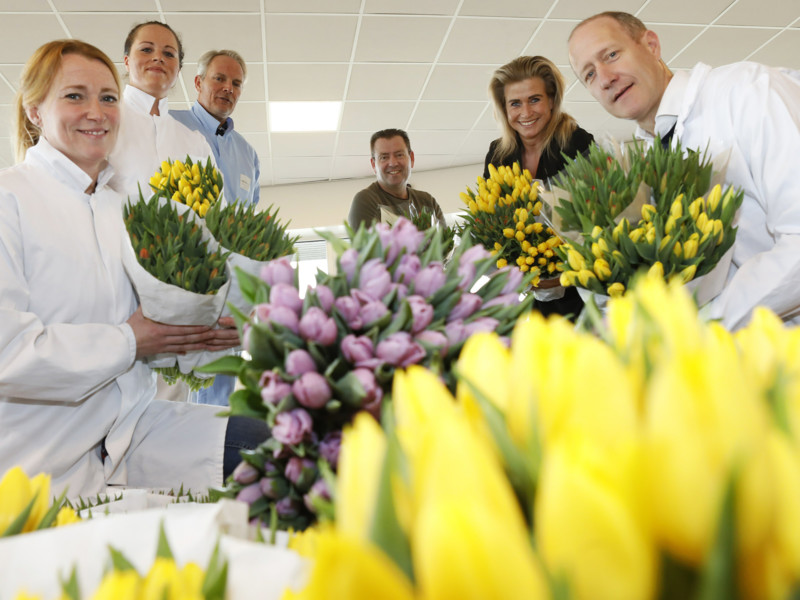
202, 218, 535, 530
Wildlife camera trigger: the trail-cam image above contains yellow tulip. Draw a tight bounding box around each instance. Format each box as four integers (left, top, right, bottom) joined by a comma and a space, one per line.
55, 506, 80, 527
496, 258, 507, 268
670, 195, 684, 219
336, 413, 386, 540
91, 570, 141, 600
647, 261, 664, 279
642, 326, 771, 565
414, 494, 548, 600
707, 183, 722, 212
641, 204, 656, 222
456, 332, 511, 416
763, 431, 800, 579
283, 529, 415, 600
593, 258, 612, 281
536, 438, 656, 600
0, 467, 48, 535
567, 249, 585, 271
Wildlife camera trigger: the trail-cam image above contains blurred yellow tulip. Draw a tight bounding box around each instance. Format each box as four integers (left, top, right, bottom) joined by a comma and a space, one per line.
283, 529, 415, 600
90, 570, 141, 600
336, 413, 387, 540
536, 437, 656, 600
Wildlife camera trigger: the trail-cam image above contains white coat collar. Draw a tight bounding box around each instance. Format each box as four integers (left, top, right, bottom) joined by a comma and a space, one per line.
26, 138, 114, 194
123, 84, 169, 117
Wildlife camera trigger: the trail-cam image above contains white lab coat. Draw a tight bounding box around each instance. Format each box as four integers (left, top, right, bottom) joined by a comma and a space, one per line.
638, 62, 800, 330
0, 140, 225, 498
109, 85, 215, 202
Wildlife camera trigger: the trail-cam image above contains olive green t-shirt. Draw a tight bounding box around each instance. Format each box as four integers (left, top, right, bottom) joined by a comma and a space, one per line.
348, 182, 445, 230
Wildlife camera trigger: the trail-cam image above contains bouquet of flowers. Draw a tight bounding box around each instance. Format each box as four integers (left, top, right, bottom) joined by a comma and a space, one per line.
550, 140, 742, 300
285, 275, 800, 600
122, 193, 231, 390
148, 156, 223, 218
0, 466, 79, 538
401, 206, 456, 259
202, 218, 535, 530
458, 162, 565, 285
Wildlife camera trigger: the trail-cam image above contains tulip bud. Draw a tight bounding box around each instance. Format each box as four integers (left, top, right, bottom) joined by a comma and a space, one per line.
359, 258, 392, 301
312, 284, 334, 313
341, 334, 376, 367
292, 372, 332, 409
394, 253, 422, 285
260, 371, 292, 405
707, 184, 722, 212
376, 332, 427, 368
270, 283, 302, 315
648, 261, 664, 279
260, 256, 295, 287
593, 258, 612, 281
232, 461, 260, 485
319, 431, 342, 468
567, 249, 586, 271
339, 248, 359, 283
607, 282, 625, 297
272, 408, 313, 445
303, 478, 332, 514
448, 293, 483, 322
352, 367, 384, 410
299, 307, 338, 346
285, 349, 317, 376
641, 204, 657, 222
276, 496, 302, 519
235, 482, 264, 506
284, 457, 318, 492
334, 295, 363, 330
361, 301, 390, 327
413, 263, 447, 298
255, 303, 299, 334
407, 295, 434, 334
260, 475, 290, 499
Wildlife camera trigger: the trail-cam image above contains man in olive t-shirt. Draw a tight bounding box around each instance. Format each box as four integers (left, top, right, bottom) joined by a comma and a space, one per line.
348, 128, 445, 230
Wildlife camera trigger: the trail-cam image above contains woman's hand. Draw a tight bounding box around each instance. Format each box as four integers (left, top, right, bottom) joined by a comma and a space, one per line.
127, 307, 218, 359
204, 316, 241, 351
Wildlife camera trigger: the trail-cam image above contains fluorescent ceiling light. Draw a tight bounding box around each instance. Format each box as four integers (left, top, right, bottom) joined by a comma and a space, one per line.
269, 101, 341, 132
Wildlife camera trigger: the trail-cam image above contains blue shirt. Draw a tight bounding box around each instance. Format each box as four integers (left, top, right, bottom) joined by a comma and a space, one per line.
172, 102, 260, 207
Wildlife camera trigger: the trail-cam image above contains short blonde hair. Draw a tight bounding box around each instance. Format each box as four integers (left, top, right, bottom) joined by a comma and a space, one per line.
14, 40, 120, 163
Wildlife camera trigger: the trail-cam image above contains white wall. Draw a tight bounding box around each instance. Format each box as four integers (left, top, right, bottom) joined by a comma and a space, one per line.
257, 162, 484, 233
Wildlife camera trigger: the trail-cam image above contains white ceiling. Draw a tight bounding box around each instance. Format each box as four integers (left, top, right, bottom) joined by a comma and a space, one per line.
0, 0, 798, 186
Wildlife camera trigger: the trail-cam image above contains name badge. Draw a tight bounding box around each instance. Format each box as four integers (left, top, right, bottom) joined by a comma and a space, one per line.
240, 174, 251, 192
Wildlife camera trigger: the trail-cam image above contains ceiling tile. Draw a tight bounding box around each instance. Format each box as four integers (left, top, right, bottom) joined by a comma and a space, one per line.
272, 156, 333, 180
355, 16, 450, 62
339, 101, 415, 131
475, 105, 501, 130
0, 67, 23, 92
331, 155, 374, 179
229, 101, 268, 132
364, 0, 459, 16
638, 0, 737, 24
438, 17, 540, 64
459, 0, 552, 18
268, 64, 348, 101
0, 76, 17, 104
265, 0, 361, 13
460, 130, 501, 155
347, 64, 429, 100
61, 14, 159, 64
165, 14, 263, 63
716, 0, 800, 27
266, 15, 357, 62
407, 130, 468, 155
409, 101, 486, 130
270, 132, 337, 157
649, 24, 708, 64
748, 29, 800, 67
5, 0, 51, 9
521, 19, 579, 67
548, 0, 647, 20
670, 26, 779, 68
162, 0, 260, 11
336, 131, 372, 156
422, 65, 496, 101
52, 0, 159, 9
0, 15, 67, 63
414, 155, 455, 171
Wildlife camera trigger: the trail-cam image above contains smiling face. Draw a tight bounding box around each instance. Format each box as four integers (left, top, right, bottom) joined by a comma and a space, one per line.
195, 55, 244, 123
26, 53, 120, 181
124, 23, 181, 99
503, 77, 553, 146
371, 135, 414, 195
568, 16, 670, 133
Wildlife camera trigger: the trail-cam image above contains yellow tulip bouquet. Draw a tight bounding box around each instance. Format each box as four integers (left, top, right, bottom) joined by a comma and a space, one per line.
149, 156, 223, 218
284, 275, 800, 600
457, 162, 565, 285
12, 524, 227, 600
0, 466, 79, 538
199, 217, 535, 531
550, 140, 743, 300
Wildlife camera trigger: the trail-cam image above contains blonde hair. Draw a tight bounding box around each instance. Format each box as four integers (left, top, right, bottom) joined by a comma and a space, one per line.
488, 56, 578, 166
14, 39, 120, 163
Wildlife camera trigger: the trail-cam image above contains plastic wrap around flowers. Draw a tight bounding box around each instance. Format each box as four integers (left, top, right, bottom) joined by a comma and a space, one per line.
202, 218, 535, 530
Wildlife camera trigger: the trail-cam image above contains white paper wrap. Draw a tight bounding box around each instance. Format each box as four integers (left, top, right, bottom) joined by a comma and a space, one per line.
0, 498, 307, 600
121, 202, 233, 375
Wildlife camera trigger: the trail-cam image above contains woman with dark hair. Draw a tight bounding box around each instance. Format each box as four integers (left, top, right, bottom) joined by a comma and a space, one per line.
0, 39, 264, 497
109, 21, 215, 199
485, 56, 594, 319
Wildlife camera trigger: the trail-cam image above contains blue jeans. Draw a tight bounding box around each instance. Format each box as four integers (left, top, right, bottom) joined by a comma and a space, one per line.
223, 416, 269, 480
193, 374, 236, 406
